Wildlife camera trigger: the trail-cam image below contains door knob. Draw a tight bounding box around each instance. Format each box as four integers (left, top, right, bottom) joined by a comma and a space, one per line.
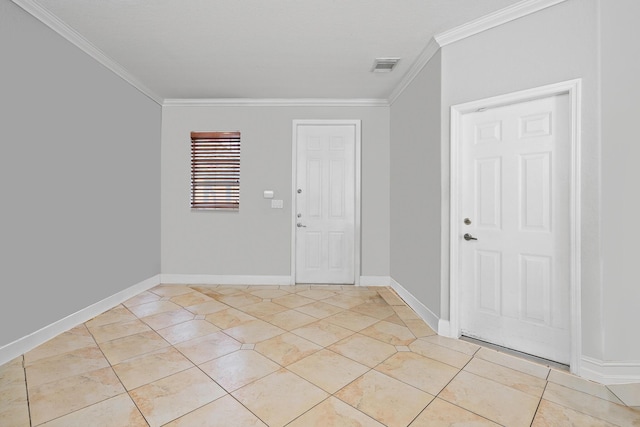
463, 233, 478, 241
297, 223, 307, 228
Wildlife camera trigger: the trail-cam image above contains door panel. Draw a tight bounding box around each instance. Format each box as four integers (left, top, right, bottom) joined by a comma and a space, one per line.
295, 124, 355, 284
460, 94, 571, 364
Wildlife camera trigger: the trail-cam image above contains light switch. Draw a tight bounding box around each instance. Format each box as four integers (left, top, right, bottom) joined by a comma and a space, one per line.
271, 199, 283, 209
263, 190, 274, 199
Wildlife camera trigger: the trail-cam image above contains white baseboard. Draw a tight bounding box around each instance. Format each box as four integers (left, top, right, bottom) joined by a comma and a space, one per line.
359, 276, 391, 287
160, 274, 292, 286
581, 356, 640, 385
0, 274, 161, 366
438, 319, 455, 338
389, 278, 440, 333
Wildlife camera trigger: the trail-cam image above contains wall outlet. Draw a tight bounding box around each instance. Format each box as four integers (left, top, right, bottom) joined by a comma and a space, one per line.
271, 199, 283, 209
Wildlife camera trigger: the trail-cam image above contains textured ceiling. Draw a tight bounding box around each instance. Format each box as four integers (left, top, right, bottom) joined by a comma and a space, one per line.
33, 0, 522, 100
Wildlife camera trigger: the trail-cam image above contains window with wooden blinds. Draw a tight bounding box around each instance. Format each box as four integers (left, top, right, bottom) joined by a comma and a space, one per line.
190, 131, 240, 210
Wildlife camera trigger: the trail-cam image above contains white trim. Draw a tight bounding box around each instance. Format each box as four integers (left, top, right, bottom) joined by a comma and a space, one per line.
448, 79, 582, 373
434, 0, 568, 47
160, 274, 291, 286
581, 357, 640, 385
0, 274, 160, 366
163, 99, 389, 108
390, 278, 440, 333
291, 120, 362, 286
438, 320, 452, 337
358, 276, 391, 287
388, 38, 440, 105
11, 0, 164, 105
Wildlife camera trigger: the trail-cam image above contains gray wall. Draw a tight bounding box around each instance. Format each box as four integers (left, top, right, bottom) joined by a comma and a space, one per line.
0, 1, 161, 347
390, 51, 442, 316
161, 106, 390, 278
440, 0, 602, 358
600, 0, 640, 362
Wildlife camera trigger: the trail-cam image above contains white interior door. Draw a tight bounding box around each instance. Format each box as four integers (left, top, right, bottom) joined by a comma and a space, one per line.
295, 123, 356, 284
459, 94, 571, 364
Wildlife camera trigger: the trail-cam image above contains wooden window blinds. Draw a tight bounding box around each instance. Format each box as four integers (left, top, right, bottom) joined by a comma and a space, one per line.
190, 131, 240, 210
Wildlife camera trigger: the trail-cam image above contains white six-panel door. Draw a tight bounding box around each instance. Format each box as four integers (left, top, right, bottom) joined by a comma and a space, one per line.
294, 123, 356, 284
459, 94, 571, 364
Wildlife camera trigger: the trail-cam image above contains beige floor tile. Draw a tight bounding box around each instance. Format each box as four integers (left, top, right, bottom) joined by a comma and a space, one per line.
174, 331, 242, 364
88, 318, 152, 343
29, 366, 125, 426
98, 330, 169, 365
205, 307, 256, 329
184, 299, 229, 315
214, 293, 262, 308
330, 334, 397, 368
465, 357, 547, 397
25, 327, 97, 365
264, 309, 317, 330
336, 370, 434, 427
608, 383, 640, 406
170, 291, 212, 307
409, 339, 473, 368
310, 284, 345, 290
475, 347, 550, 379
384, 313, 408, 326
404, 319, 437, 337
112, 346, 194, 390
38, 393, 148, 427
548, 369, 623, 403
291, 320, 355, 347
85, 305, 137, 328
199, 349, 280, 392
255, 332, 321, 366
127, 300, 183, 318
122, 291, 162, 309
360, 320, 416, 346
149, 285, 194, 297
211, 285, 249, 295
288, 349, 370, 393
350, 302, 396, 320
0, 359, 29, 427
376, 352, 459, 395
233, 368, 328, 427
272, 293, 316, 308
157, 319, 220, 345
439, 371, 540, 427
531, 399, 619, 427
223, 319, 285, 344
295, 301, 345, 318
323, 294, 368, 309
543, 382, 640, 427
242, 301, 289, 318
410, 398, 500, 426
297, 289, 338, 300
164, 394, 267, 427
140, 308, 195, 330
250, 288, 290, 299
420, 335, 480, 356
130, 367, 226, 427
392, 305, 421, 320
26, 345, 110, 388
288, 396, 385, 427
325, 311, 379, 332
377, 290, 406, 306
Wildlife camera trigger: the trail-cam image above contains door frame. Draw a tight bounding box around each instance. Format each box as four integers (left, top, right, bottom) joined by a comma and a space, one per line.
448, 79, 582, 373
290, 119, 362, 285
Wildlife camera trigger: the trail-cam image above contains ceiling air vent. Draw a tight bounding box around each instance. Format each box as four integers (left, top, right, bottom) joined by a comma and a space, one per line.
371, 58, 400, 73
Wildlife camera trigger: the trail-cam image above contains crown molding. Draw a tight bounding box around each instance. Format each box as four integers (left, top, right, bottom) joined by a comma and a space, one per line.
11, 0, 164, 105
435, 0, 568, 47
388, 38, 440, 105
163, 98, 390, 108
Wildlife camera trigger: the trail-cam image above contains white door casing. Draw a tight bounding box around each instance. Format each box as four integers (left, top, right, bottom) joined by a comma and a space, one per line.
449, 80, 582, 371
292, 120, 361, 285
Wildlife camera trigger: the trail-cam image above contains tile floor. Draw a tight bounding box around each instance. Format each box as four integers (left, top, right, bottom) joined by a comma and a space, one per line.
1, 284, 639, 426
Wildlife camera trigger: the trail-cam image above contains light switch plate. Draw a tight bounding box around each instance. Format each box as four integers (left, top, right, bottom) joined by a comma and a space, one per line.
271, 199, 283, 209
263, 190, 274, 199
